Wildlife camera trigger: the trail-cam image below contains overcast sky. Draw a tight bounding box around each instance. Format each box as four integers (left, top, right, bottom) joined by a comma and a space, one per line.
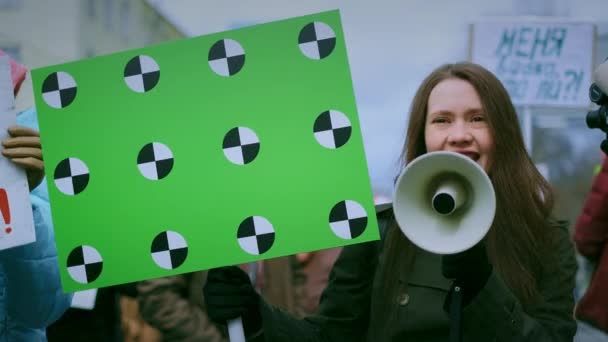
147, 0, 608, 196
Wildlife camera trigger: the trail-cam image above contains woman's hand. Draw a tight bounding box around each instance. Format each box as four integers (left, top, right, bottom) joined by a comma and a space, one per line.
204, 266, 263, 336
2, 126, 44, 191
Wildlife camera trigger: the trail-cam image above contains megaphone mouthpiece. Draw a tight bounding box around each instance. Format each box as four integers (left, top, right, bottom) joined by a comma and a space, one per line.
433, 193, 455, 215
431, 177, 468, 215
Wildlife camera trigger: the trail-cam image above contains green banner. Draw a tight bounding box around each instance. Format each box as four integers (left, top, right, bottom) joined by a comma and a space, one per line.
31, 9, 378, 292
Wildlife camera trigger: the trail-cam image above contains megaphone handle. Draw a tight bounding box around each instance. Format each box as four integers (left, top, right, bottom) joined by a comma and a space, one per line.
448, 286, 463, 342
228, 317, 246, 342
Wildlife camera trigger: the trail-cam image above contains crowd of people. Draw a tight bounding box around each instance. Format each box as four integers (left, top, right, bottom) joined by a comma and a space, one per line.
1, 51, 608, 342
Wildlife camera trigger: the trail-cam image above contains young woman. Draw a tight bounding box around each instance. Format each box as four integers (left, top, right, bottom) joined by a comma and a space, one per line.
202, 62, 578, 341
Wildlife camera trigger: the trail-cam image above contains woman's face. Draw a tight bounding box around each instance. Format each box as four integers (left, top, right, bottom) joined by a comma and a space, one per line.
424, 78, 494, 173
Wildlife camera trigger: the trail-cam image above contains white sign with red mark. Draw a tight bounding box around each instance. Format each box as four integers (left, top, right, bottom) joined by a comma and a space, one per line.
0, 56, 35, 250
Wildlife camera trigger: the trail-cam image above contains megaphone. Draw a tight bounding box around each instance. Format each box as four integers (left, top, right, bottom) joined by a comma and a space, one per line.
392, 151, 496, 255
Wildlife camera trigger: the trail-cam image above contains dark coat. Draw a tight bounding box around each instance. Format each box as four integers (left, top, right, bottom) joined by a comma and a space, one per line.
47, 283, 137, 342
574, 157, 608, 332
138, 271, 225, 342
257, 211, 577, 342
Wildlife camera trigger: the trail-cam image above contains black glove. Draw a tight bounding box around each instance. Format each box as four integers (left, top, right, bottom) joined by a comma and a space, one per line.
441, 241, 492, 304
204, 266, 263, 337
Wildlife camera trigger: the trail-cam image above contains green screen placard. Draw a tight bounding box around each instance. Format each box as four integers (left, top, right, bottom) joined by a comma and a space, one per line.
31, 9, 378, 292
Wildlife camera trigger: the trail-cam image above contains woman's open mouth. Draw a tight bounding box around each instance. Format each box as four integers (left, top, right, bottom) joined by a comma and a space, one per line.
455, 151, 480, 161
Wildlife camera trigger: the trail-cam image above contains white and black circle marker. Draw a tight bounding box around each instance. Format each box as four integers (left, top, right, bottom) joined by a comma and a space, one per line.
137, 142, 174, 180
298, 22, 337, 60
124, 55, 160, 93
222, 127, 260, 165
329, 200, 368, 240
150, 230, 188, 270
237, 216, 275, 255
313, 110, 352, 149
67, 245, 103, 284
54, 158, 90, 195
208, 39, 246, 77
42, 71, 77, 109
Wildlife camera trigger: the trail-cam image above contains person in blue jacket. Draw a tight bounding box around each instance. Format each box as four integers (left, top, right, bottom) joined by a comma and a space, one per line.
0, 50, 72, 340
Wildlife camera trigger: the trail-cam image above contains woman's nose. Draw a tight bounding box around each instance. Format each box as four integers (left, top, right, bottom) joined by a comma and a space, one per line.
447, 124, 473, 145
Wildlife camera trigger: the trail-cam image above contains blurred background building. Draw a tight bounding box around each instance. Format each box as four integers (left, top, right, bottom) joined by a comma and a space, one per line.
0, 0, 185, 111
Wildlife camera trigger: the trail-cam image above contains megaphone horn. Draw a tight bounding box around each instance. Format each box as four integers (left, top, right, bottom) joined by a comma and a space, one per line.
392, 151, 496, 255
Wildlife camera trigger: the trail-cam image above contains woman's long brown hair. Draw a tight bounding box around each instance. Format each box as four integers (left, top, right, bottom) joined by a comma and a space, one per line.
370, 62, 555, 332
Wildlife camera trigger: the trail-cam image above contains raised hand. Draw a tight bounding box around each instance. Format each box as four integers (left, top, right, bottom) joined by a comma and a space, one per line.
204, 266, 263, 337
2, 126, 44, 191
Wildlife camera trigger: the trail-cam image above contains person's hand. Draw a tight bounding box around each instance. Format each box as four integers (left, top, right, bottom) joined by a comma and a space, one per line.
296, 252, 312, 265
441, 241, 492, 303
204, 266, 263, 336
1, 126, 44, 191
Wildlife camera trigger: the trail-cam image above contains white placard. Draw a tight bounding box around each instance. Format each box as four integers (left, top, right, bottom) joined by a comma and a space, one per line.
0, 56, 36, 250
470, 19, 595, 108
70, 288, 98, 310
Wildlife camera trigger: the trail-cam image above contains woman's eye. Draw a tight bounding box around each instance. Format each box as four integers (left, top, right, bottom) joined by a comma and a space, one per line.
472, 115, 485, 122
432, 117, 448, 123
